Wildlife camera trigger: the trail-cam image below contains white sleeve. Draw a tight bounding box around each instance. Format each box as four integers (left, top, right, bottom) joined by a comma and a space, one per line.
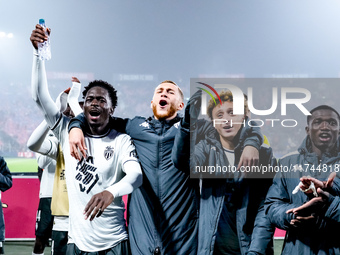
31, 49, 61, 128
27, 120, 52, 154
56, 91, 68, 113
28, 82, 69, 158
29, 129, 58, 160
36, 152, 55, 169
105, 160, 142, 198
68, 82, 83, 116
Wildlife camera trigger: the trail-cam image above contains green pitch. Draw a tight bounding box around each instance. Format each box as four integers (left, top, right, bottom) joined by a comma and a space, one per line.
4, 157, 38, 173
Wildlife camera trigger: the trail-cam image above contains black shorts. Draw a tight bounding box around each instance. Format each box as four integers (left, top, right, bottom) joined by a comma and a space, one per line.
51, 230, 68, 255
66, 239, 130, 255
35, 197, 53, 239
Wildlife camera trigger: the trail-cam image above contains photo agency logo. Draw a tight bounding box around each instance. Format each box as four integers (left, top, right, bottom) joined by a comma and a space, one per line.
190, 78, 340, 179
196, 80, 312, 128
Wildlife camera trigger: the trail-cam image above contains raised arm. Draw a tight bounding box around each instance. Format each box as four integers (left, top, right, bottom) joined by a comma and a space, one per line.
172, 89, 201, 170
30, 24, 60, 128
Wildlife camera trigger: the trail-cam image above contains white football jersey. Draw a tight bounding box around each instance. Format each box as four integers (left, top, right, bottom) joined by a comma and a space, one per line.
52, 115, 138, 252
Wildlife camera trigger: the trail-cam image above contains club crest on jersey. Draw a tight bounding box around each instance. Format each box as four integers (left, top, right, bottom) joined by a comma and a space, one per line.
104, 146, 114, 160
139, 122, 150, 128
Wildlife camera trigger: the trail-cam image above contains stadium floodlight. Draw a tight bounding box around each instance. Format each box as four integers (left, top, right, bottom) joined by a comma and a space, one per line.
0, 32, 14, 38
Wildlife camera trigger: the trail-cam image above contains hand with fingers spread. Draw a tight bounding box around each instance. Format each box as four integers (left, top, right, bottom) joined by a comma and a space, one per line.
288, 214, 318, 229
84, 190, 114, 221
237, 146, 259, 171
71, 76, 80, 84
295, 173, 336, 196
287, 188, 330, 214
286, 188, 331, 229
306, 172, 336, 190
69, 127, 87, 160
299, 177, 321, 193
292, 175, 318, 197
300, 172, 336, 191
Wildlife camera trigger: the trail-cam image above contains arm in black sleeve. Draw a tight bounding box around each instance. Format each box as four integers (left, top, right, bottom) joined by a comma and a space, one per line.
264, 169, 301, 230
68, 112, 86, 133
248, 148, 277, 254
172, 114, 214, 171
0, 157, 12, 192
172, 121, 193, 170
324, 195, 340, 224
172, 89, 203, 170
68, 113, 129, 134
239, 117, 264, 151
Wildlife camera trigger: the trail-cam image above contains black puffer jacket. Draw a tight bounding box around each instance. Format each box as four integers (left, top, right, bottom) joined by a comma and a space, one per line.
173, 119, 276, 255
265, 136, 340, 255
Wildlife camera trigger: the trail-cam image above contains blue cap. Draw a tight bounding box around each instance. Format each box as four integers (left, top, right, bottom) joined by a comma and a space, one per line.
39, 19, 45, 25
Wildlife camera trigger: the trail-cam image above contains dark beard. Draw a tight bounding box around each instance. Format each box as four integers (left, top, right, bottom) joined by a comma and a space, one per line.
152, 103, 177, 120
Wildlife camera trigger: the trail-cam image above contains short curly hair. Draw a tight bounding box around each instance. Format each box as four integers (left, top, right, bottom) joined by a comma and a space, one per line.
82, 80, 118, 109
207, 90, 248, 120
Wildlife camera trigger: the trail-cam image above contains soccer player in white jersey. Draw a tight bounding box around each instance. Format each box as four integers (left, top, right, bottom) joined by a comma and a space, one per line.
30, 24, 142, 255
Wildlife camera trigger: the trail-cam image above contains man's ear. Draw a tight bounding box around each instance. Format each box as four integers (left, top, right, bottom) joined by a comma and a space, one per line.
150, 100, 153, 109
110, 107, 114, 115
177, 102, 184, 111
305, 126, 309, 134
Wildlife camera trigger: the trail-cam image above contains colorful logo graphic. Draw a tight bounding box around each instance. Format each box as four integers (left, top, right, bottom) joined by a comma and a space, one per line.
196, 82, 222, 106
